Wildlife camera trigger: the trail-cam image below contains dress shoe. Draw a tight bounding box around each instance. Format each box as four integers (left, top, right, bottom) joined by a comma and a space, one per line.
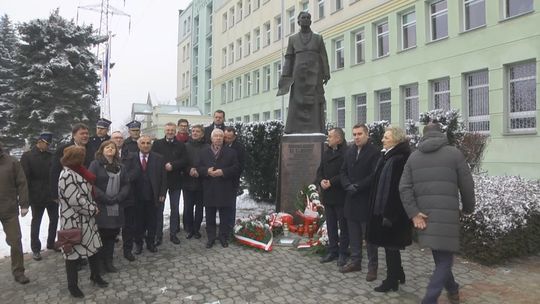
398, 268, 406, 284
337, 255, 348, 267
134, 243, 143, 254
374, 279, 398, 292
186, 232, 194, 239
205, 240, 215, 248
147, 244, 158, 253
90, 275, 109, 288
46, 244, 61, 252
124, 252, 135, 262
320, 253, 338, 263
219, 239, 229, 248
194, 232, 202, 239
447, 291, 460, 304
32, 252, 42, 261
155, 237, 163, 247
339, 262, 362, 273
366, 269, 378, 282
170, 235, 181, 244
68, 285, 84, 298
14, 274, 30, 284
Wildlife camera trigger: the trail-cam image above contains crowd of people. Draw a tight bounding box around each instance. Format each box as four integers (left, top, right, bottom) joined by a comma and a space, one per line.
0, 109, 475, 303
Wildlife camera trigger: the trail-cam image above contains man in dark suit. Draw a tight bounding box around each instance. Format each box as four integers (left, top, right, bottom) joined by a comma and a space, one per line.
151, 122, 188, 246
122, 120, 141, 155
133, 135, 167, 254
20, 132, 57, 261
111, 131, 141, 261
86, 118, 111, 159
204, 110, 225, 144
316, 127, 348, 267
197, 129, 240, 249
223, 126, 245, 233
340, 124, 379, 280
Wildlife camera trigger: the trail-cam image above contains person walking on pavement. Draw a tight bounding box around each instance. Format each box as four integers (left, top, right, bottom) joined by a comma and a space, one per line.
316, 127, 349, 267
58, 146, 108, 298
339, 124, 379, 281
0, 142, 30, 284
151, 122, 188, 246
399, 123, 475, 304
20, 132, 59, 261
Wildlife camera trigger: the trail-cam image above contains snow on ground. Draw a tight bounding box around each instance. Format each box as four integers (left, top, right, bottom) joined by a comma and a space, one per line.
0, 191, 275, 258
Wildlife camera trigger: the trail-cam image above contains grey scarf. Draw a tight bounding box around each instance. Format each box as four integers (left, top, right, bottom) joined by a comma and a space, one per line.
105, 171, 121, 216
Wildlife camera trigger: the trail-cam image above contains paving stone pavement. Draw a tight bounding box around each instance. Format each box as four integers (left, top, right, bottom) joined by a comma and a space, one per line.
1, 228, 539, 303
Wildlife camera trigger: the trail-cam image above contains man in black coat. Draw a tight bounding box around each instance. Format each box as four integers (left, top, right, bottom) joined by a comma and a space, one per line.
151, 122, 189, 246
122, 120, 141, 156
223, 126, 246, 232
20, 132, 57, 261
133, 135, 167, 254
203, 110, 225, 144
86, 118, 112, 160
111, 131, 141, 261
50, 123, 92, 200
339, 124, 379, 280
316, 128, 348, 267
197, 129, 240, 248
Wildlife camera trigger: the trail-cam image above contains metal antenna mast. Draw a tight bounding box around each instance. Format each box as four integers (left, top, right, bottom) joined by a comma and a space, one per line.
77, 0, 131, 120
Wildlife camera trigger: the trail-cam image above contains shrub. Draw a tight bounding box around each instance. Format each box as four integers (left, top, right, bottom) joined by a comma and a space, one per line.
368, 120, 389, 150
460, 174, 540, 265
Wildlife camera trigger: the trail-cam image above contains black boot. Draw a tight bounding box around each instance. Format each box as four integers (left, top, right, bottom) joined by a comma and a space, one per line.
88, 254, 109, 288
104, 239, 118, 273
374, 249, 400, 292
398, 266, 406, 284
374, 279, 399, 292
65, 260, 84, 298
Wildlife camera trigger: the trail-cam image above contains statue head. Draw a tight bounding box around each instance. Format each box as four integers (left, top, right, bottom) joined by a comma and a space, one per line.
297, 11, 312, 29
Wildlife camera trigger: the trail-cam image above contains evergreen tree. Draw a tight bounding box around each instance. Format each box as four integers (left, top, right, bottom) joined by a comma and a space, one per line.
9, 9, 101, 142
0, 14, 22, 148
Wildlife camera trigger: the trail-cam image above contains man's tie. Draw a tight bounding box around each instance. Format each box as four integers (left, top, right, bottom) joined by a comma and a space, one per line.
141, 154, 148, 171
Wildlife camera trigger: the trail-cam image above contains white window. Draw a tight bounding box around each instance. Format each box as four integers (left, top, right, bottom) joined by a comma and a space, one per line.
334, 38, 344, 69
376, 21, 389, 58
207, 38, 212, 66
254, 27, 261, 51
229, 7, 235, 28
334, 98, 346, 128
263, 65, 271, 91
228, 80, 234, 102
430, 0, 448, 41
275, 15, 282, 41
274, 61, 282, 88
318, 0, 325, 19
403, 84, 419, 124
192, 77, 198, 103
335, 0, 343, 12
464, 0, 485, 31
228, 43, 234, 64
237, 1, 243, 22
354, 30, 364, 64
186, 43, 190, 59
235, 117, 242, 122
244, 115, 250, 122
206, 71, 212, 100
221, 47, 227, 67
182, 73, 186, 89
354, 94, 367, 124
236, 77, 242, 100
254, 0, 260, 11
221, 84, 227, 104
274, 109, 282, 120
253, 113, 260, 121
378, 90, 392, 122
505, 0, 534, 18
246, 0, 251, 17
236, 39, 242, 60
465, 70, 489, 132
508, 62, 536, 132
244, 73, 251, 97
263, 111, 271, 121
301, 1, 309, 11
264, 22, 271, 46
253, 70, 260, 94
287, 8, 296, 35
245, 33, 251, 56
401, 11, 416, 50
222, 13, 228, 32
431, 78, 451, 110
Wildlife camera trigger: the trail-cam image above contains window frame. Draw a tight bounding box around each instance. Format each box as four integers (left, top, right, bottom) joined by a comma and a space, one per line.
463, 0, 486, 31
401, 10, 417, 50
464, 70, 490, 133
377, 89, 392, 122
375, 21, 389, 58
506, 61, 537, 133
429, 0, 448, 41
334, 97, 346, 128
431, 77, 451, 110
354, 94, 367, 124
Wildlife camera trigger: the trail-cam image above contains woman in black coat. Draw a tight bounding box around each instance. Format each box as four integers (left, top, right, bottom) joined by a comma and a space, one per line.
88, 140, 130, 273
367, 126, 412, 292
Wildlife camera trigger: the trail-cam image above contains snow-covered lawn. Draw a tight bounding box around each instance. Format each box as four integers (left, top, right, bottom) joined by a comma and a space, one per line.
0, 191, 274, 258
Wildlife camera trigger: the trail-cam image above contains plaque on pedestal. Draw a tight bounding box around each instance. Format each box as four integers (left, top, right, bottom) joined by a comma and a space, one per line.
276, 134, 326, 217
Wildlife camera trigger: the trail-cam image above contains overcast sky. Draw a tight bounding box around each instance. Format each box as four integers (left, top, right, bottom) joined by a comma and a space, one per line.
1, 0, 190, 130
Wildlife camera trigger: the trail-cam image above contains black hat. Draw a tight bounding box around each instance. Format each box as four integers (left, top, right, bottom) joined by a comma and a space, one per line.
38, 132, 53, 144
126, 120, 141, 130
97, 118, 112, 129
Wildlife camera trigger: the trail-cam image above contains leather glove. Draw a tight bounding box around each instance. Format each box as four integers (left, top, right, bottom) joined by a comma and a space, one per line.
382, 217, 392, 227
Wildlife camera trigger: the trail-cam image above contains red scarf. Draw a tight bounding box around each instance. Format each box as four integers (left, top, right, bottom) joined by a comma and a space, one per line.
67, 165, 96, 198
176, 132, 189, 143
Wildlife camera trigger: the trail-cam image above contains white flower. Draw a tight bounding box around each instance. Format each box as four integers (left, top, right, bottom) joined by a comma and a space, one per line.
309, 192, 319, 200
308, 184, 317, 191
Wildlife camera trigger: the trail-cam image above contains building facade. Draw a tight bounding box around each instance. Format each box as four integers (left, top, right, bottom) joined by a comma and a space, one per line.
177, 5, 193, 107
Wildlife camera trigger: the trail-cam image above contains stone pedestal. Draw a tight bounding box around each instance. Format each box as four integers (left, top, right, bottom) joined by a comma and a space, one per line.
276, 134, 326, 216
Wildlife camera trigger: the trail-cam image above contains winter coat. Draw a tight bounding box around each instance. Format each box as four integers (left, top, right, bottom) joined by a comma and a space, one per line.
226, 140, 246, 189
316, 143, 347, 206
183, 139, 209, 191
197, 146, 240, 208
119, 151, 141, 207
151, 137, 188, 190
88, 159, 131, 229
340, 143, 379, 222
367, 141, 412, 249
58, 167, 102, 260
86, 135, 111, 161
399, 131, 475, 252
20, 146, 53, 206
0, 150, 29, 218
132, 152, 167, 204
121, 137, 139, 156
50, 141, 93, 199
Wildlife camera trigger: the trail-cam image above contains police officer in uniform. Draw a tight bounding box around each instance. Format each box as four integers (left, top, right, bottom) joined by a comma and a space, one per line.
87, 118, 112, 159
122, 120, 141, 156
